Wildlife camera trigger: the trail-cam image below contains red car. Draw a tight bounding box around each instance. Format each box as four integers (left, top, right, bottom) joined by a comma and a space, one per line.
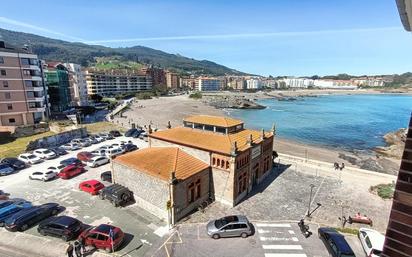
58, 164, 85, 179
79, 180, 105, 195
77, 152, 94, 162
78, 224, 124, 252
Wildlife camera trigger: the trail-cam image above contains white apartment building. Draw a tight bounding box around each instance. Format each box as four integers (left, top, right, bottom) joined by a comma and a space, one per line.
282, 78, 314, 88
313, 79, 357, 89
63, 63, 89, 106
85, 70, 152, 96
351, 78, 385, 87
246, 78, 263, 89
198, 77, 223, 91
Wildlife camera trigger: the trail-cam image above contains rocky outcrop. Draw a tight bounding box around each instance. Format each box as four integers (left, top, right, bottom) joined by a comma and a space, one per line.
203, 95, 266, 109
374, 128, 407, 159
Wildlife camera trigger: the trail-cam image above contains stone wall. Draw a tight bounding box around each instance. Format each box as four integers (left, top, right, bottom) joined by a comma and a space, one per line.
26, 128, 87, 151
112, 161, 169, 220
211, 167, 235, 206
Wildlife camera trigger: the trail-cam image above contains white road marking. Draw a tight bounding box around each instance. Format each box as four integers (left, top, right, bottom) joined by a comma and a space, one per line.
292, 237, 299, 241
262, 245, 303, 250
288, 230, 295, 234
265, 254, 307, 257
260, 237, 298, 241
258, 229, 284, 234
256, 223, 291, 228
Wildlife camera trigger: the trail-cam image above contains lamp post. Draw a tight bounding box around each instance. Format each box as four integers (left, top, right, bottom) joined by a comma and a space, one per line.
307, 184, 315, 217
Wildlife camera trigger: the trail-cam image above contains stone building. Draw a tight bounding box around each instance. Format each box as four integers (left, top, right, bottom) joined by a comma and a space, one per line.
112, 115, 274, 224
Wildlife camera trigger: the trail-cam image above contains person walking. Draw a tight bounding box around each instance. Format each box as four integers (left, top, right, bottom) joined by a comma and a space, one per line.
66, 242, 74, 257
74, 241, 82, 257
340, 162, 345, 170
79, 236, 86, 254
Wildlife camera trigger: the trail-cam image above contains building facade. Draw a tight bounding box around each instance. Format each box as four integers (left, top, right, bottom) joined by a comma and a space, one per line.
46, 63, 72, 113
181, 77, 199, 90
246, 78, 263, 90
85, 70, 152, 96
63, 63, 89, 106
165, 71, 180, 89
382, 114, 412, 257
198, 77, 223, 91
0, 40, 47, 127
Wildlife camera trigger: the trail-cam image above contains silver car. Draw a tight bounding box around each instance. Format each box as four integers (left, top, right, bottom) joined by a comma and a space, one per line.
206, 215, 253, 239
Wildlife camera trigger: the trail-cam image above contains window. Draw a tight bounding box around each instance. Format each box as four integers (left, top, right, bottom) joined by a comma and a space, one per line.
8, 118, 15, 123
4, 92, 10, 99
7, 104, 12, 110
23, 70, 31, 76
364, 236, 373, 248
97, 234, 108, 241
188, 183, 195, 204
0, 57, 4, 64
0, 70, 6, 76
28, 102, 36, 108
217, 159, 220, 167
195, 179, 201, 199
20, 58, 30, 65
226, 161, 229, 169
27, 91, 34, 98
212, 157, 216, 166
237, 172, 248, 195
3, 81, 8, 87
25, 80, 33, 87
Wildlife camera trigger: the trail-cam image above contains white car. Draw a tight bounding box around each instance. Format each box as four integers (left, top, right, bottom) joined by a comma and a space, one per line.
29, 171, 57, 181
105, 148, 123, 158
61, 143, 81, 151
99, 145, 115, 151
47, 165, 65, 173
358, 228, 384, 257
33, 148, 57, 159
18, 153, 43, 165
86, 156, 110, 168
92, 135, 105, 143
91, 149, 107, 157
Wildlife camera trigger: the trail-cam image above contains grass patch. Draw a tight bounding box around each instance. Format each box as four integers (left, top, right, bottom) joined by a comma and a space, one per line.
369, 183, 395, 199
82, 121, 126, 134
189, 92, 202, 99
335, 227, 359, 235
0, 131, 55, 159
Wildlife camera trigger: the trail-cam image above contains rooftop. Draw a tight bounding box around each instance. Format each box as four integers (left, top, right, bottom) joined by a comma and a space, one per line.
114, 147, 209, 181
184, 115, 243, 128
150, 127, 272, 155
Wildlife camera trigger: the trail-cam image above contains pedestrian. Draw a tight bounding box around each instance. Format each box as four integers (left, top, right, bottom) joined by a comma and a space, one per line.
79, 236, 86, 253
74, 241, 82, 257
340, 162, 345, 170
333, 162, 339, 170
66, 242, 74, 257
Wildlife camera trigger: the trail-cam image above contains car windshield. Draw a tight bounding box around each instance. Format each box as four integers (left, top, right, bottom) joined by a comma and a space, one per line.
215, 216, 239, 229
43, 150, 52, 154
0, 164, 8, 169
45, 171, 54, 174
27, 155, 37, 159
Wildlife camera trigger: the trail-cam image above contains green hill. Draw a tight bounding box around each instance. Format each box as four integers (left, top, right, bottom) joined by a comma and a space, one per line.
0, 28, 247, 76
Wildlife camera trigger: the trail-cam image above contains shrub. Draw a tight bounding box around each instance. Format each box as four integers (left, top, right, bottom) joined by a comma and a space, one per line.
335, 227, 359, 235
369, 183, 395, 199
189, 92, 202, 99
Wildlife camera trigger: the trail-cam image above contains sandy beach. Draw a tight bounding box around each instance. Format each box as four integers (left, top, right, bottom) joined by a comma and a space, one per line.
113, 93, 402, 174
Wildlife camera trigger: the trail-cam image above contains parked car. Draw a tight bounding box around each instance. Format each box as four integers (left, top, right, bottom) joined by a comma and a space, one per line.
4, 203, 60, 232
60, 158, 84, 167
47, 165, 65, 174
78, 224, 124, 252
206, 215, 253, 239
109, 130, 122, 137
0, 191, 10, 200
29, 171, 57, 181
79, 180, 105, 195
121, 144, 138, 153
38, 215, 83, 241
77, 151, 94, 162
318, 227, 356, 257
18, 153, 43, 165
139, 133, 148, 142
358, 228, 384, 257
0, 164, 14, 176
33, 148, 57, 160
92, 135, 105, 143
58, 165, 86, 179
99, 145, 115, 151
61, 143, 81, 151
91, 149, 107, 157
105, 148, 123, 158
100, 171, 112, 183
0, 201, 32, 227
1, 158, 26, 170
99, 184, 133, 207
83, 137, 98, 145
125, 128, 138, 137
0, 199, 31, 212
86, 156, 110, 168
99, 133, 114, 140
50, 147, 68, 156
71, 138, 91, 148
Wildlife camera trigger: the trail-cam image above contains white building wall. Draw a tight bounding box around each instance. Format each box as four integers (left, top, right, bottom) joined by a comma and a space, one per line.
64, 63, 89, 106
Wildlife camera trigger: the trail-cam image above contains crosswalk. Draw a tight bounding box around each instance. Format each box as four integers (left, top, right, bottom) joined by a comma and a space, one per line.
256, 223, 307, 257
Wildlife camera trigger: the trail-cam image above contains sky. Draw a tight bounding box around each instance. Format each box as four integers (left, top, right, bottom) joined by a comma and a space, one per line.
1, 0, 412, 76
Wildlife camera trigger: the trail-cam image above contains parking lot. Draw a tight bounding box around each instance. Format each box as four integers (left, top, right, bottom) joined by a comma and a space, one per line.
148, 221, 365, 257
0, 135, 167, 257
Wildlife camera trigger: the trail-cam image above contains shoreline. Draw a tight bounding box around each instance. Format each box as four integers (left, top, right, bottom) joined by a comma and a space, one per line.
113, 93, 402, 174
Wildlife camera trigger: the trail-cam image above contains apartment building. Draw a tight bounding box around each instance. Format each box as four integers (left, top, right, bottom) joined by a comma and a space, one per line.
142, 67, 166, 89
313, 79, 357, 89
246, 78, 263, 89
181, 77, 199, 90
198, 77, 223, 91
84, 69, 152, 96
227, 77, 246, 90
63, 63, 89, 106
282, 78, 314, 89
165, 71, 180, 89
351, 77, 386, 87
45, 63, 72, 113
0, 40, 47, 127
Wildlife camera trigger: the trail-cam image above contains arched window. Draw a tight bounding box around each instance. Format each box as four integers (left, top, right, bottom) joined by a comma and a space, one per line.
212, 157, 216, 166
220, 160, 225, 168
217, 159, 220, 167
226, 161, 230, 169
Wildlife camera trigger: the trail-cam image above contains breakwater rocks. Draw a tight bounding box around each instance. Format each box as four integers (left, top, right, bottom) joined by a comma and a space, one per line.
374, 128, 407, 159
203, 95, 266, 109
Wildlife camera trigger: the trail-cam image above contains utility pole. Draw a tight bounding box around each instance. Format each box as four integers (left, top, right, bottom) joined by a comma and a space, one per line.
307, 184, 315, 217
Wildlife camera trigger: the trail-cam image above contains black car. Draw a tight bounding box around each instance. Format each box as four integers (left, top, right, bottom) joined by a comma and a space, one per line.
1, 158, 26, 170
4, 203, 60, 232
100, 171, 112, 183
38, 215, 83, 241
121, 144, 138, 153
99, 184, 133, 207
318, 227, 356, 257
109, 130, 122, 137
125, 128, 138, 137
50, 147, 68, 156
60, 158, 83, 167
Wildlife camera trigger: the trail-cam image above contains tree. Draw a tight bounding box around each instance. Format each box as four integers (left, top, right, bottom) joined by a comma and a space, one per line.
89, 94, 103, 102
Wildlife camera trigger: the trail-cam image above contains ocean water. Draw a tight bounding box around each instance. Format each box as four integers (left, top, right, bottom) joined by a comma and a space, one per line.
227, 94, 412, 152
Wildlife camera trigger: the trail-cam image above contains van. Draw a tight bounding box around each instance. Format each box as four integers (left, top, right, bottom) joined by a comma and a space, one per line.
105, 148, 123, 158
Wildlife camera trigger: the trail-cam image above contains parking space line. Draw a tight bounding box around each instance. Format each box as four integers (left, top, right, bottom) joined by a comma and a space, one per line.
262, 245, 303, 250
292, 237, 299, 241
256, 223, 291, 227
264, 254, 307, 257
288, 230, 295, 234
260, 237, 299, 241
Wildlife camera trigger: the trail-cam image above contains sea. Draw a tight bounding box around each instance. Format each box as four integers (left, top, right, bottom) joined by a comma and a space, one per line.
227, 94, 412, 152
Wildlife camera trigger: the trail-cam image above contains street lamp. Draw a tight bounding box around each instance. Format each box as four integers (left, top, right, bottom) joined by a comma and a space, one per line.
307, 184, 315, 217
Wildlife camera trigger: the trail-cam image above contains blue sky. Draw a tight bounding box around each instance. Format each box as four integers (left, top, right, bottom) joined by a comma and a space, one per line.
1, 0, 412, 76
